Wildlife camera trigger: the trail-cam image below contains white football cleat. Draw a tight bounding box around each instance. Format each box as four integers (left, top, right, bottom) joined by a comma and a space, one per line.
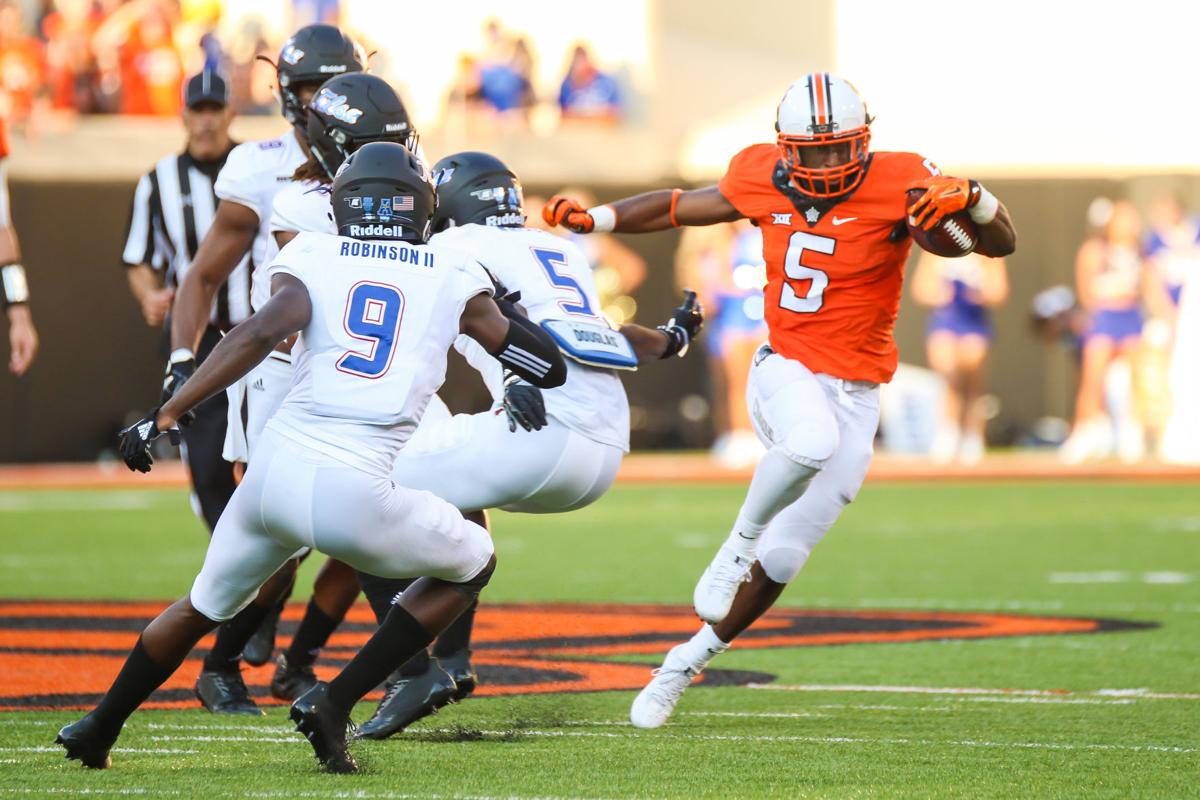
693, 545, 753, 624
630, 644, 698, 729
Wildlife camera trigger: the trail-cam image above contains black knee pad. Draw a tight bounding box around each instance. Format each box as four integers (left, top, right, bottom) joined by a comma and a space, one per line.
452, 558, 496, 600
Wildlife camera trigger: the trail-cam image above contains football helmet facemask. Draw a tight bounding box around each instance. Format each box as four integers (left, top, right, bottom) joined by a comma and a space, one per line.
775, 72, 872, 199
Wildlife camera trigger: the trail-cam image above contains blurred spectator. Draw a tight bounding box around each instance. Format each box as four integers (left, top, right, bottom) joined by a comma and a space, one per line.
1061, 199, 1146, 464
1141, 192, 1200, 459
446, 53, 484, 110
42, 0, 104, 114
676, 220, 767, 466
1161, 238, 1200, 463
224, 15, 274, 115
481, 35, 532, 111
0, 0, 46, 126
1143, 192, 1200, 323
558, 44, 620, 123
911, 251, 1008, 464
92, 0, 184, 116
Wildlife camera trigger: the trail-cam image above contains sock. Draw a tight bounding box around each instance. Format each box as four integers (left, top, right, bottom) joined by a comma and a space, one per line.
676, 625, 730, 672
92, 638, 180, 731
284, 599, 338, 667
202, 601, 272, 672
327, 604, 434, 712
432, 599, 476, 658
356, 571, 413, 625
724, 446, 818, 558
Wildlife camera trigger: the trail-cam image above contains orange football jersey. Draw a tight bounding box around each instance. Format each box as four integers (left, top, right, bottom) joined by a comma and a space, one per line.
0, 117, 8, 160
718, 144, 938, 383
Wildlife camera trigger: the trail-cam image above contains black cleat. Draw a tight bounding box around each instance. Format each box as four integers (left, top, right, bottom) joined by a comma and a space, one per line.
271, 653, 319, 701
195, 668, 264, 715
56, 713, 119, 769
243, 600, 284, 666
290, 682, 357, 774
438, 650, 478, 701
354, 661, 457, 740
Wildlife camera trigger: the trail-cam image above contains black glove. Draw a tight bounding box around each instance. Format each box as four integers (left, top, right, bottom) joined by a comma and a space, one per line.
161, 351, 197, 427
502, 371, 547, 432
657, 289, 704, 358
117, 407, 180, 473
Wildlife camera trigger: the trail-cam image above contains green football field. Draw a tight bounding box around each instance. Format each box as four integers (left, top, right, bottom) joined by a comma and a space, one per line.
0, 480, 1197, 798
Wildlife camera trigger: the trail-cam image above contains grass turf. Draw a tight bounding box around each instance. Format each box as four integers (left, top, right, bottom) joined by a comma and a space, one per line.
0, 481, 1197, 798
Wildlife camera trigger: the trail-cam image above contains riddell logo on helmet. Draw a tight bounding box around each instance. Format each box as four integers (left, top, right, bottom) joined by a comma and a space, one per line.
319, 64, 348, 73
486, 212, 525, 226
349, 223, 404, 237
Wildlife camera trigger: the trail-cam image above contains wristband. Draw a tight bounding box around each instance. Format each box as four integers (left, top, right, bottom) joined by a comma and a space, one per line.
968, 184, 999, 225
588, 204, 616, 233
169, 348, 195, 365
657, 324, 688, 358
1, 263, 29, 308
668, 188, 683, 228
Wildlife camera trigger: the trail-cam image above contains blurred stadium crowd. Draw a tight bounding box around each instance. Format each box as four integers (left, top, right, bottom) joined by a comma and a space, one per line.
0, 0, 625, 128
0, 1, 1197, 468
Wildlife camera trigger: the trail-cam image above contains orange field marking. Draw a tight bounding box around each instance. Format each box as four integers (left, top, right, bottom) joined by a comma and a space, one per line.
0, 600, 1153, 711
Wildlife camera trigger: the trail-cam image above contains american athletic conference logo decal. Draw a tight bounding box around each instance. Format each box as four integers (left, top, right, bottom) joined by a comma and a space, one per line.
0, 601, 1153, 710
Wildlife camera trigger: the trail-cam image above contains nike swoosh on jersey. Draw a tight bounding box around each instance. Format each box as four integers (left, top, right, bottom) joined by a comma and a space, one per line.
831, 216, 857, 225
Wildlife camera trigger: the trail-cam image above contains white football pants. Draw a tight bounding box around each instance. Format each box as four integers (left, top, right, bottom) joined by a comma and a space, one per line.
190, 428, 494, 621
747, 346, 880, 584
392, 402, 624, 514
222, 352, 293, 463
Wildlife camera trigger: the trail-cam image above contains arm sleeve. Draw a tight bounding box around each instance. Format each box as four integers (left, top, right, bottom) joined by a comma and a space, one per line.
121, 172, 158, 267
214, 143, 264, 219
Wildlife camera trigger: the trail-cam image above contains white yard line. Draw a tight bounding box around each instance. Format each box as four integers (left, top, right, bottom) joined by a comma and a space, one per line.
145, 730, 1196, 755
747, 683, 1200, 700
1, 746, 198, 754
0, 791, 605, 800
0, 492, 162, 512
682, 711, 830, 719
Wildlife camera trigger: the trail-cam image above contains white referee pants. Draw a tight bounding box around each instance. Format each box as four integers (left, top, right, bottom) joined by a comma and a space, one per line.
746, 346, 880, 584
191, 428, 494, 621
392, 402, 624, 514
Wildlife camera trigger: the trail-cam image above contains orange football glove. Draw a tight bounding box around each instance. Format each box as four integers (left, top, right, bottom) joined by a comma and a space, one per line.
542, 195, 595, 234
905, 176, 982, 230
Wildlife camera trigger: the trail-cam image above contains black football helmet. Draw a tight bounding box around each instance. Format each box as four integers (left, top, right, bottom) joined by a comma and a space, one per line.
430, 152, 525, 233
274, 24, 366, 132
307, 73, 418, 180
332, 142, 434, 243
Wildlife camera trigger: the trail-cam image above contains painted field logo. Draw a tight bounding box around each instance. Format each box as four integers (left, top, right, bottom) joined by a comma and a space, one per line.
0, 601, 1152, 711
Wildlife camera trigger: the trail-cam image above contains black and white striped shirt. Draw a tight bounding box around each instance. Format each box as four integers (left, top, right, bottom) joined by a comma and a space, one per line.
122, 149, 253, 328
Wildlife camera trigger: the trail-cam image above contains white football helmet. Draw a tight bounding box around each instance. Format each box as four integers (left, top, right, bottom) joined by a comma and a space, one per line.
775, 73, 872, 198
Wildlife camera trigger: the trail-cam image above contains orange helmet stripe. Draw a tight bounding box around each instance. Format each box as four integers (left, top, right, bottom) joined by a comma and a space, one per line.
812, 72, 828, 125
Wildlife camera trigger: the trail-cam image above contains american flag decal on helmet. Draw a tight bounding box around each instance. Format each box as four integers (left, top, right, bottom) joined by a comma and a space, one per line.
394, 196, 415, 211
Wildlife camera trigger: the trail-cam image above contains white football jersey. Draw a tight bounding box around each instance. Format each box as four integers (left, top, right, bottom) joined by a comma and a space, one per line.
431, 224, 630, 452
269, 179, 336, 238
265, 232, 494, 475
214, 132, 307, 310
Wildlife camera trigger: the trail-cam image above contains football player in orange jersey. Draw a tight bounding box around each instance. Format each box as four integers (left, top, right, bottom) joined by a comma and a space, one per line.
544, 73, 1016, 728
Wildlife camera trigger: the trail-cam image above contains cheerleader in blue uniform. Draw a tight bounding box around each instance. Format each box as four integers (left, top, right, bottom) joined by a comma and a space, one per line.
912, 251, 1008, 463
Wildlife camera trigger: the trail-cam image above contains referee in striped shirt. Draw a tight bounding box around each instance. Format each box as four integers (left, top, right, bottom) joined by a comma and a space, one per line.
121, 70, 250, 533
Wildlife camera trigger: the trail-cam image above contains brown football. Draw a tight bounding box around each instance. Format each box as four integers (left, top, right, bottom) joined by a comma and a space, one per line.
905, 188, 979, 258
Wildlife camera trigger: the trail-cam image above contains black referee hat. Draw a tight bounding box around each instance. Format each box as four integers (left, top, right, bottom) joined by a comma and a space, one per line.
184, 69, 229, 109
